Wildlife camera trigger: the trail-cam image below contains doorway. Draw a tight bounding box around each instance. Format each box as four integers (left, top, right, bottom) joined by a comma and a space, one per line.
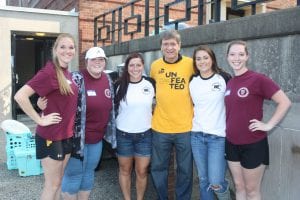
11, 31, 58, 120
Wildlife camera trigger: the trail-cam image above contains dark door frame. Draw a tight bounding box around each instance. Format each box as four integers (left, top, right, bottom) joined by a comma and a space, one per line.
11, 33, 17, 120
11, 31, 58, 120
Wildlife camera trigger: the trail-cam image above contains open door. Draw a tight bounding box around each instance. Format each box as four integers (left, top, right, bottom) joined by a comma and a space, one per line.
11, 31, 58, 120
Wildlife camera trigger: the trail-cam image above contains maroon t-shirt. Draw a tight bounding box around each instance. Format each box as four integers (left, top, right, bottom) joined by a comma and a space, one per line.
27, 61, 78, 141
225, 70, 280, 145
82, 69, 112, 144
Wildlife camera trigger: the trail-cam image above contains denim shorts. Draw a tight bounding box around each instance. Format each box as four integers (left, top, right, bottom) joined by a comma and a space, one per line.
62, 141, 103, 194
116, 129, 152, 157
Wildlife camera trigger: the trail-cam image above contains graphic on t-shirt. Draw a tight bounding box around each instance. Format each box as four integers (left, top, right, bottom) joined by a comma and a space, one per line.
161, 71, 186, 90
104, 88, 111, 98
212, 82, 222, 91
158, 68, 165, 74
237, 87, 249, 98
142, 86, 151, 95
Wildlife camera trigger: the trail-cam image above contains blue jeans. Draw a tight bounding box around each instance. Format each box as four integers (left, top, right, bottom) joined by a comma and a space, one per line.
191, 132, 230, 200
151, 131, 193, 200
61, 141, 103, 194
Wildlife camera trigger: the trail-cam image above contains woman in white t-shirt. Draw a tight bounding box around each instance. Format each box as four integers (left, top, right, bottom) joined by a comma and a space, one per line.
189, 45, 232, 200
115, 53, 155, 200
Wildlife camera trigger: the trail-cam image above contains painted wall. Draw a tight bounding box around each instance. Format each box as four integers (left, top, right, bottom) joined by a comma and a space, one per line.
0, 6, 79, 121
103, 7, 300, 199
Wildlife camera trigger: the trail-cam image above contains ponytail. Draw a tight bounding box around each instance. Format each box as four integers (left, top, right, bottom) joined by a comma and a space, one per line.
52, 33, 76, 95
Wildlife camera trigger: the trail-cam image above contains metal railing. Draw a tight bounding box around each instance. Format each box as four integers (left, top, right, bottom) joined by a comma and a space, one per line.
94, 0, 299, 46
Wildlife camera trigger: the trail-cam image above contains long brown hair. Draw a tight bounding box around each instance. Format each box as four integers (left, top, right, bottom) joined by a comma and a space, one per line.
192, 45, 223, 75
52, 33, 76, 95
115, 53, 144, 107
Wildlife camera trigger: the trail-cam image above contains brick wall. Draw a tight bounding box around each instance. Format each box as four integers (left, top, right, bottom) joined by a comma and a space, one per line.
78, 0, 125, 66
78, 0, 200, 67
266, 0, 297, 10
78, 0, 297, 66
9, 0, 296, 66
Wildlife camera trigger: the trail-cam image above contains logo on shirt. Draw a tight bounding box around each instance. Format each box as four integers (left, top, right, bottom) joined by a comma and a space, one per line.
212, 82, 221, 91
158, 68, 165, 74
142, 86, 151, 95
166, 71, 186, 90
105, 89, 111, 98
157, 69, 186, 90
237, 87, 249, 98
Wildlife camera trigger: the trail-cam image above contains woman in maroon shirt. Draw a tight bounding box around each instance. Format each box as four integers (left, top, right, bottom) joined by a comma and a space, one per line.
61, 47, 113, 200
14, 33, 78, 200
38, 47, 114, 200
224, 40, 291, 200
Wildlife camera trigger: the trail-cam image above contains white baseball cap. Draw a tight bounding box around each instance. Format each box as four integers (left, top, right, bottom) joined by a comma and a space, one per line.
85, 47, 107, 60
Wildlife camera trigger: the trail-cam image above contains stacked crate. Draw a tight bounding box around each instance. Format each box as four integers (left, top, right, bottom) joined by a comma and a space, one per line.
1, 120, 43, 176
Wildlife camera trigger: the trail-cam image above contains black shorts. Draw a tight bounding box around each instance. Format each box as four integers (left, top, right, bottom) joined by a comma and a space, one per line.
225, 137, 269, 169
35, 134, 73, 161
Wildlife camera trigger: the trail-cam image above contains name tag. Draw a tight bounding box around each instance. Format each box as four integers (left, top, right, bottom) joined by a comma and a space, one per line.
225, 90, 231, 96
87, 90, 97, 96
66, 79, 72, 85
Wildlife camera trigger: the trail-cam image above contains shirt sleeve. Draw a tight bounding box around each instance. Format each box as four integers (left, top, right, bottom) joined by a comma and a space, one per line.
219, 71, 232, 84
259, 74, 280, 99
26, 66, 56, 97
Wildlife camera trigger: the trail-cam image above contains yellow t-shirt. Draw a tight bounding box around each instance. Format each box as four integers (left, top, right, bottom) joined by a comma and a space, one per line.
150, 56, 194, 133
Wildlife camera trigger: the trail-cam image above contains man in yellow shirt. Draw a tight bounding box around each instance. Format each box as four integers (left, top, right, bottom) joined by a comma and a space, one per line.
150, 30, 194, 200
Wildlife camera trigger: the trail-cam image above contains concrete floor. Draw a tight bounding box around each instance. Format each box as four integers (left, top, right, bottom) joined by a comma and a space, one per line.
0, 116, 203, 200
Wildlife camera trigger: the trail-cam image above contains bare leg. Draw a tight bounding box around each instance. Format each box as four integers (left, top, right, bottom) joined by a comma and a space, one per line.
62, 192, 77, 200
56, 154, 70, 200
41, 154, 70, 200
77, 191, 91, 200
242, 165, 265, 200
228, 161, 246, 200
134, 156, 150, 200
118, 156, 133, 200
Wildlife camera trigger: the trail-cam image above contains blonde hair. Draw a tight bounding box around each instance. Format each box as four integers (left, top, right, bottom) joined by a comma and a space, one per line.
52, 33, 76, 95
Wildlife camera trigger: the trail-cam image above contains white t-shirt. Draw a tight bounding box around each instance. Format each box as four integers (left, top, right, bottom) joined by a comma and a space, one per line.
189, 73, 227, 137
116, 77, 155, 133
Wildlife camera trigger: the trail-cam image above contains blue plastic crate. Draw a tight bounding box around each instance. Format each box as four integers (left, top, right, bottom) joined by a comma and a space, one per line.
25, 136, 36, 149
5, 134, 36, 170
5, 133, 27, 150
2, 120, 32, 150
6, 148, 18, 170
14, 147, 43, 177
5, 132, 33, 149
